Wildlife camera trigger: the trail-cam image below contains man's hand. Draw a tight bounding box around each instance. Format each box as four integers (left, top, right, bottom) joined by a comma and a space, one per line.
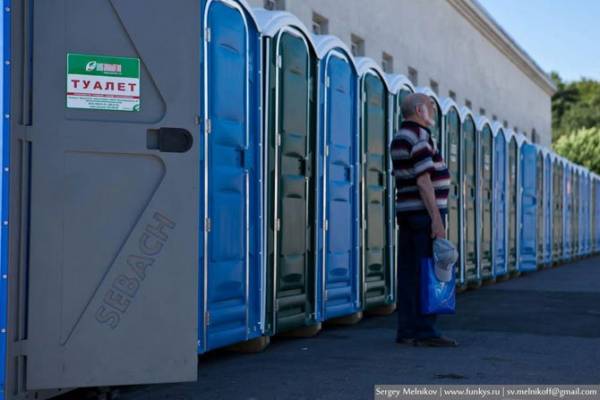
431, 216, 446, 239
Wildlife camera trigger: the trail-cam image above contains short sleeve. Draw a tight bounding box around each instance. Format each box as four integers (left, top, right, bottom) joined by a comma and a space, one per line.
410, 139, 436, 177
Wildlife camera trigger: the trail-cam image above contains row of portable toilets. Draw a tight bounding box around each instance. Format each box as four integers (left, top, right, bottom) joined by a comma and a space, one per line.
197, 0, 600, 352
1, 0, 600, 399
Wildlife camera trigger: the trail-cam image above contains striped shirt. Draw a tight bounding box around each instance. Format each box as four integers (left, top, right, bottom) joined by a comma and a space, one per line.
391, 120, 450, 215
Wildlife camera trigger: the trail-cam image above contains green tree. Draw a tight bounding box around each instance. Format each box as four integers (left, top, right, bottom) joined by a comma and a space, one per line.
554, 127, 600, 175
551, 72, 600, 141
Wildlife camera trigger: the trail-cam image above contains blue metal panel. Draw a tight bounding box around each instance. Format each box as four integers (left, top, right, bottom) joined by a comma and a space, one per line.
201, 0, 263, 352
518, 143, 537, 272
492, 131, 507, 277
544, 155, 553, 264
0, 1, 9, 397
563, 165, 572, 260
318, 52, 360, 320
596, 180, 600, 252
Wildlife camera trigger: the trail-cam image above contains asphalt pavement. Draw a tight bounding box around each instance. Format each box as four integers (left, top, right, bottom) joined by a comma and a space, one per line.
66, 256, 600, 400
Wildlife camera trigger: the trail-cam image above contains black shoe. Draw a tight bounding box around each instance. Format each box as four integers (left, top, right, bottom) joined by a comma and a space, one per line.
413, 336, 458, 347
395, 337, 416, 345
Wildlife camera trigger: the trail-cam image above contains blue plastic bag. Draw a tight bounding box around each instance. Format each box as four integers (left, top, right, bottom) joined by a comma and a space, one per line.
419, 257, 456, 314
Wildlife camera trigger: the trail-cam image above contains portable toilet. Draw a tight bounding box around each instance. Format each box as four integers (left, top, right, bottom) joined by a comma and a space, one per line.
1, 0, 215, 396
200, 0, 266, 353
579, 169, 589, 256
387, 73, 415, 306
441, 98, 463, 287
254, 9, 320, 335
518, 140, 538, 272
492, 124, 509, 278
356, 58, 394, 313
415, 87, 443, 153
313, 35, 361, 323
572, 166, 580, 258
563, 161, 573, 261
461, 107, 479, 286
506, 130, 519, 274
388, 74, 415, 132
477, 116, 494, 281
592, 174, 600, 253
552, 156, 564, 263
543, 151, 553, 266
535, 148, 544, 267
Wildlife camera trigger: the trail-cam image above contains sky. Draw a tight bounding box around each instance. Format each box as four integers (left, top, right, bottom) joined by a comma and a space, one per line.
478, 0, 600, 82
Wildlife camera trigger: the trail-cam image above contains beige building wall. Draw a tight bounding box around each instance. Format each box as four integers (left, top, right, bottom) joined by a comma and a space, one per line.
248, 0, 554, 148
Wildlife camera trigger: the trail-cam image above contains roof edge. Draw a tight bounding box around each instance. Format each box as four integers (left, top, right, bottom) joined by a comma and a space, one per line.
447, 0, 556, 96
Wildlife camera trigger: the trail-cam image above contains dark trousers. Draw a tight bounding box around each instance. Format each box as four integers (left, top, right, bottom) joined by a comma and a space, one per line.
396, 210, 446, 340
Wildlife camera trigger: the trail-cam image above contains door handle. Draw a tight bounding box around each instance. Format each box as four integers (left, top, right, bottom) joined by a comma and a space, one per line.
147, 127, 193, 153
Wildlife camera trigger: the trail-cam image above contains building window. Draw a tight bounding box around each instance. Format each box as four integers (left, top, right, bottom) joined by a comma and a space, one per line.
350, 34, 365, 57
532, 129, 538, 143
513, 126, 519, 134
312, 12, 329, 35
264, 0, 285, 10
465, 99, 472, 109
479, 108, 486, 116
430, 80, 439, 95
492, 114, 498, 122
408, 67, 418, 86
503, 120, 508, 128
448, 90, 456, 101
381, 52, 394, 73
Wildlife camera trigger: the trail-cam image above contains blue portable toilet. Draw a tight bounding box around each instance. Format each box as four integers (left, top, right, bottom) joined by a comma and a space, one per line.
543, 150, 553, 265
517, 139, 538, 272
492, 124, 508, 278
313, 35, 361, 322
387, 74, 415, 305
506, 130, 519, 274
200, 0, 265, 352
581, 169, 590, 256
563, 160, 573, 261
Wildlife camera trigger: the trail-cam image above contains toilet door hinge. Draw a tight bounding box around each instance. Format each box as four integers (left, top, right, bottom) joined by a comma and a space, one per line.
205, 311, 211, 325
205, 118, 211, 134
206, 218, 211, 232
324, 290, 328, 301
325, 145, 330, 157
277, 55, 282, 68
325, 219, 329, 231
276, 218, 281, 231
205, 27, 211, 43
325, 76, 330, 88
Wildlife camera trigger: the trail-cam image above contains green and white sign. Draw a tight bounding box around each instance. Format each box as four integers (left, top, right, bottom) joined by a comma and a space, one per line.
67, 53, 140, 112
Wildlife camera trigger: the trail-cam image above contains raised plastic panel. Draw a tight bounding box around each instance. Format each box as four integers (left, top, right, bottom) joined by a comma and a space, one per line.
361, 72, 391, 309
493, 131, 507, 276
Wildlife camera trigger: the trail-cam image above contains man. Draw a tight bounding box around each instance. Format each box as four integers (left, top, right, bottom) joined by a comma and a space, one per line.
391, 93, 457, 347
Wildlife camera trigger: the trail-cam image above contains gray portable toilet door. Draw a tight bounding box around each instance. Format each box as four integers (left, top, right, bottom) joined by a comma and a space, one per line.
9, 0, 199, 391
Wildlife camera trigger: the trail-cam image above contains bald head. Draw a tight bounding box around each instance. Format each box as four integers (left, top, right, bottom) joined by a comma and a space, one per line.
401, 93, 431, 119
400, 93, 437, 128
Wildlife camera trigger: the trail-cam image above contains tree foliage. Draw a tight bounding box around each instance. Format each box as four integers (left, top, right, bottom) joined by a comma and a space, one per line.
551, 72, 600, 141
554, 127, 600, 175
